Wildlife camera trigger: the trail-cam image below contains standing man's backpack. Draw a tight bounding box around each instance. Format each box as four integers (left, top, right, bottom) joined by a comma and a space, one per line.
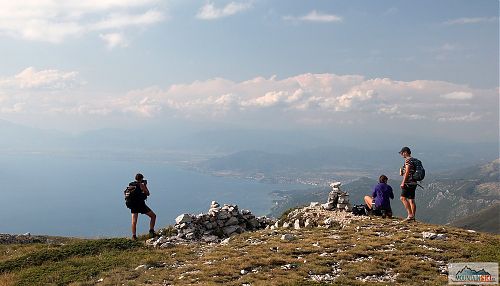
409, 158, 425, 181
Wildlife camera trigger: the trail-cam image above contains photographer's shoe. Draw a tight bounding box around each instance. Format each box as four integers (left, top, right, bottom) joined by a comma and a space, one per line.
149, 229, 156, 238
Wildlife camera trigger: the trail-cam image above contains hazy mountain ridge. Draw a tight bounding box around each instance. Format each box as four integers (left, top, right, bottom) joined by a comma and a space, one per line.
198, 146, 499, 186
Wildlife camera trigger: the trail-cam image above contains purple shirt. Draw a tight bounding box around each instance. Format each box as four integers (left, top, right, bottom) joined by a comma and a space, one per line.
372, 182, 394, 209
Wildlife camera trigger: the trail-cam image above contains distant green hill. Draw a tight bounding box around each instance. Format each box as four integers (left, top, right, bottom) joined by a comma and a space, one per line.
451, 203, 500, 234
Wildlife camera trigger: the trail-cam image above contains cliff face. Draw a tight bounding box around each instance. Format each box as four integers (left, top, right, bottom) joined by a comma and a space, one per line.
1, 207, 499, 286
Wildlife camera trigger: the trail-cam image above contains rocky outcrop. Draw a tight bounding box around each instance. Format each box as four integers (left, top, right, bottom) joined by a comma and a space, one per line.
148, 202, 274, 247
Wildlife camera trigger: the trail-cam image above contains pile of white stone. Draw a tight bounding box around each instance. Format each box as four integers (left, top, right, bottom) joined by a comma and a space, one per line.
321, 182, 351, 211
147, 201, 274, 247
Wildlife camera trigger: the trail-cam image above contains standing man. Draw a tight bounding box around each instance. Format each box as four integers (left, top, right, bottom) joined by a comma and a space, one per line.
129, 173, 157, 239
399, 147, 417, 221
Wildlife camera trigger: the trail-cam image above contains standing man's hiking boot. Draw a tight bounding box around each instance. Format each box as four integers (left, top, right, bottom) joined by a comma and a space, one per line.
404, 216, 415, 222
132, 235, 137, 240
149, 229, 156, 238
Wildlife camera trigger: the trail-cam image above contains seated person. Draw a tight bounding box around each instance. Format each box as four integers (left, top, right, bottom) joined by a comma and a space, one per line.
364, 175, 394, 218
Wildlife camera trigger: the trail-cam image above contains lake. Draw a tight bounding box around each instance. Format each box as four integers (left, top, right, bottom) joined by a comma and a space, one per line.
0, 153, 305, 237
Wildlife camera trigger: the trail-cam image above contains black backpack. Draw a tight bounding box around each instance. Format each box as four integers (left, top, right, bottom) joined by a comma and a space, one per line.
124, 182, 146, 208
352, 204, 368, 216
410, 158, 425, 181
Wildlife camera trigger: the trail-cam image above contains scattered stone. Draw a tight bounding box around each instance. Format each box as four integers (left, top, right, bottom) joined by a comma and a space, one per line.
202, 235, 219, 243
304, 218, 311, 228
356, 270, 399, 282
309, 273, 337, 282
281, 263, 298, 270
294, 219, 301, 229
309, 202, 320, 207
240, 269, 248, 275
175, 214, 192, 224
135, 264, 148, 271
281, 234, 296, 241
467, 229, 476, 233
220, 238, 231, 245
435, 234, 447, 240
422, 232, 447, 240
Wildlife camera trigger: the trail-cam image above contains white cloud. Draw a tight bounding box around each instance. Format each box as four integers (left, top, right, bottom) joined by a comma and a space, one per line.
441, 91, 474, 100
284, 10, 343, 23
100, 32, 128, 49
196, 1, 252, 20
0, 0, 165, 44
437, 112, 481, 122
444, 17, 498, 25
91, 10, 164, 30
0, 67, 82, 89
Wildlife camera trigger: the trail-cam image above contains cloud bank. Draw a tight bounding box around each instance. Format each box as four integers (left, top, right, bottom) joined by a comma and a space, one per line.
0, 69, 497, 132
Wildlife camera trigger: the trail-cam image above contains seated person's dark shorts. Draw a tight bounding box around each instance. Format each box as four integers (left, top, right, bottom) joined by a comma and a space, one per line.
401, 183, 417, 199
130, 201, 152, 214
372, 205, 392, 216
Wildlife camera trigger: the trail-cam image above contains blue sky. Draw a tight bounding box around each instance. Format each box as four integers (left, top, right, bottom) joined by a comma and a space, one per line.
0, 0, 498, 142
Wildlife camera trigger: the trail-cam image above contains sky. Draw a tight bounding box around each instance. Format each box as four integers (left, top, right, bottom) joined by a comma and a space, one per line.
0, 0, 498, 144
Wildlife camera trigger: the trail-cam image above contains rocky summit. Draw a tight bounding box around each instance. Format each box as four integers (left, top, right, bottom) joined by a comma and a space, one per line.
1, 204, 499, 285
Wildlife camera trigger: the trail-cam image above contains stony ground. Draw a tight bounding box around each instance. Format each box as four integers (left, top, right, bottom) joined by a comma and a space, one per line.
1, 209, 499, 286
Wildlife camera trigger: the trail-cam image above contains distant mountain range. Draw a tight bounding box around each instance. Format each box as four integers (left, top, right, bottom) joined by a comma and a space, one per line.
199, 145, 499, 184
268, 159, 500, 233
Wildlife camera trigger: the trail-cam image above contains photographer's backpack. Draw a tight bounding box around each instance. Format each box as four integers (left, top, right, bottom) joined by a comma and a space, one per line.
124, 185, 137, 209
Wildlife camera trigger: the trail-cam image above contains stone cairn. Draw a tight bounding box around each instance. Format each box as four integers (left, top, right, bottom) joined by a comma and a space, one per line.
147, 201, 274, 248
321, 182, 351, 211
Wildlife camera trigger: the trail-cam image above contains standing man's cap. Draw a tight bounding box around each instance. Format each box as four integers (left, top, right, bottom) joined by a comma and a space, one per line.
399, 146, 411, 154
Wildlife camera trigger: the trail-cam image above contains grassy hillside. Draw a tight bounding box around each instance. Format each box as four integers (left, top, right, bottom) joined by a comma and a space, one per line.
1, 216, 499, 286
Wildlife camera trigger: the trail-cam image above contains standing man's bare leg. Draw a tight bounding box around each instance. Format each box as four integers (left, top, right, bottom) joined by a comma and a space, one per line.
400, 197, 411, 218
408, 199, 416, 219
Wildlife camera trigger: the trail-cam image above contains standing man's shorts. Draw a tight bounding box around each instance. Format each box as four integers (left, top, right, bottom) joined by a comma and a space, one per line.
401, 184, 417, 199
